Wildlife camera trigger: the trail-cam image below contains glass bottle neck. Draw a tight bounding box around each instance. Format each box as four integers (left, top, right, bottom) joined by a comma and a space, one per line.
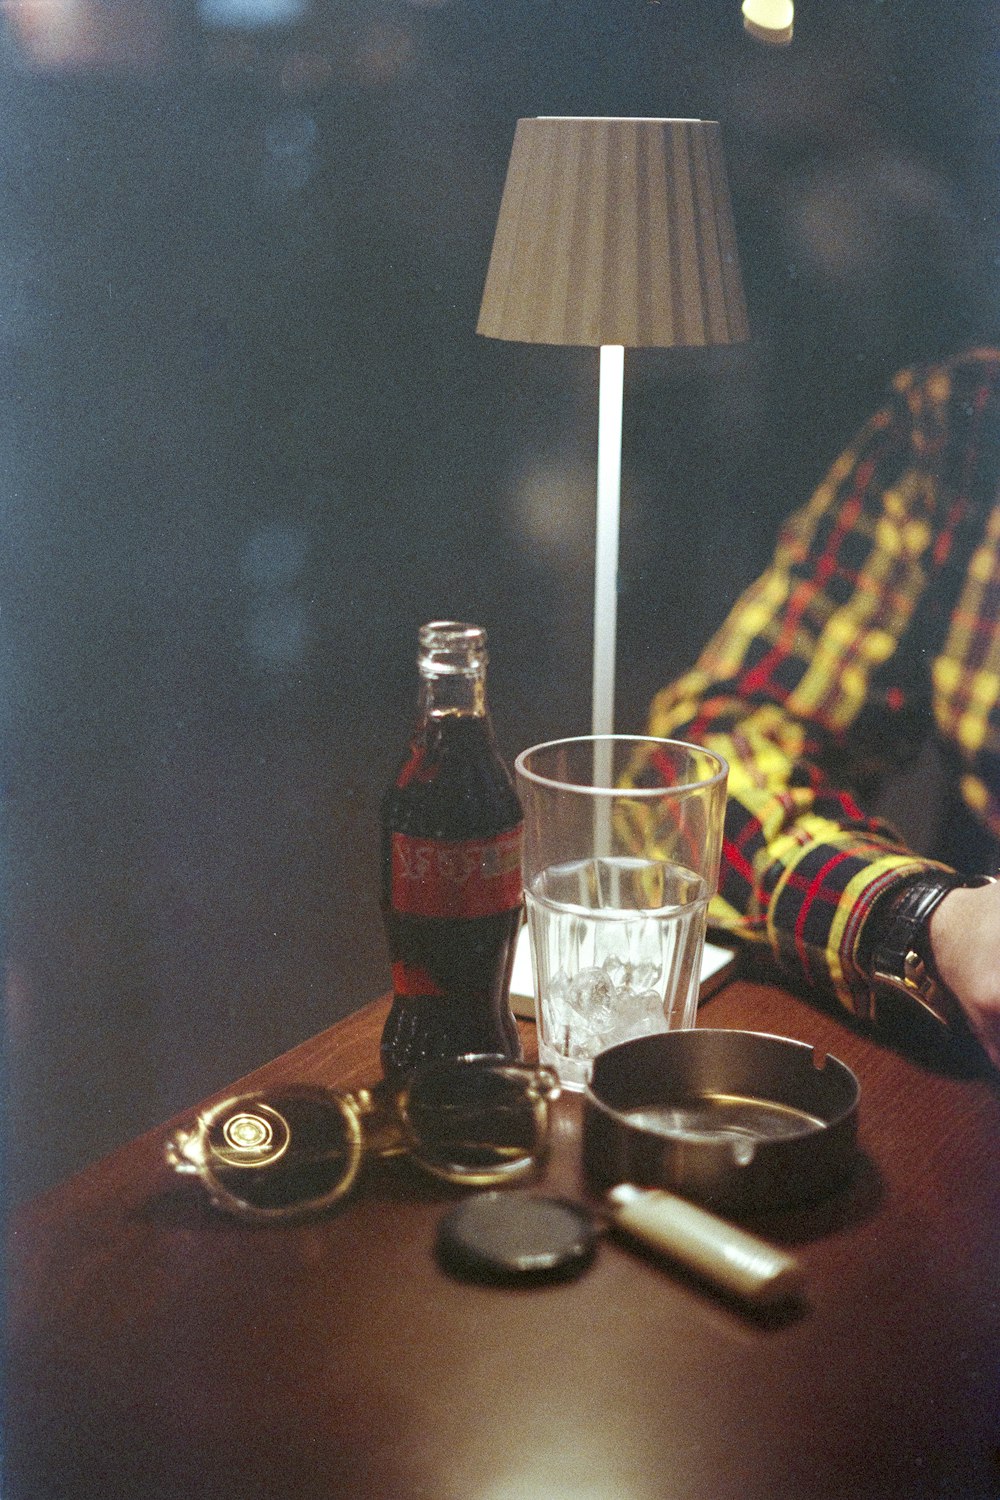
418, 670, 487, 719
416, 621, 490, 720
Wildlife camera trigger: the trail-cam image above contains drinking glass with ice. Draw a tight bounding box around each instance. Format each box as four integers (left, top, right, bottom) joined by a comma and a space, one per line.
515, 738, 728, 1089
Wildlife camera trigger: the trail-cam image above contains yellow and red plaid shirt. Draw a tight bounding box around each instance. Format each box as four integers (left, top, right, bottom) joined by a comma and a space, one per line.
630, 348, 1000, 1019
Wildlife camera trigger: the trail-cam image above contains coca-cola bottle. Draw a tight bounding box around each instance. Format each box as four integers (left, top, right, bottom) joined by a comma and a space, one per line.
380, 621, 524, 1082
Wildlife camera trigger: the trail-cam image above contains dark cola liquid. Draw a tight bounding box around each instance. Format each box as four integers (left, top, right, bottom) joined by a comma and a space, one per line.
380, 714, 524, 1082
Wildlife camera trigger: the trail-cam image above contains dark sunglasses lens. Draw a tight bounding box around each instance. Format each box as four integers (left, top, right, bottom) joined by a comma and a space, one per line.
205, 1091, 353, 1210
405, 1062, 542, 1173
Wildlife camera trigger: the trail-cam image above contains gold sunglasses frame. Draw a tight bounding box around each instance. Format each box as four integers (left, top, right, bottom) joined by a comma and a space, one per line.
165, 1059, 561, 1223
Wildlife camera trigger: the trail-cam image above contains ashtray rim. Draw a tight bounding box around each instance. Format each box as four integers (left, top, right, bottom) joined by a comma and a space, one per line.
582, 1027, 862, 1211
585, 1027, 861, 1141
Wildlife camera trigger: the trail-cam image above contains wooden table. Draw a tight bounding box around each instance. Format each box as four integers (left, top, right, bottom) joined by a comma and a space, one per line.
9, 978, 1000, 1500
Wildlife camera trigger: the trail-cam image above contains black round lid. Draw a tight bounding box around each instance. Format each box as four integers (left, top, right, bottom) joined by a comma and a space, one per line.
437, 1193, 597, 1283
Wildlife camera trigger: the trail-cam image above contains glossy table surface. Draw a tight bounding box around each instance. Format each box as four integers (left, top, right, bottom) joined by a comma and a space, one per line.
9, 978, 1000, 1500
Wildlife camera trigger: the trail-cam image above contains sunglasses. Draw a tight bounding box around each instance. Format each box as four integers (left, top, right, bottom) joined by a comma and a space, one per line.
165, 1055, 562, 1221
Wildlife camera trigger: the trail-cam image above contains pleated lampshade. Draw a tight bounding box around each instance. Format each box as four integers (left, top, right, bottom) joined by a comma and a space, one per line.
742, 0, 794, 45
477, 117, 748, 350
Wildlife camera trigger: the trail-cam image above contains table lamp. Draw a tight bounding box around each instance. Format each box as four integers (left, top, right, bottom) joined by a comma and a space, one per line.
477, 117, 748, 748
742, 0, 794, 45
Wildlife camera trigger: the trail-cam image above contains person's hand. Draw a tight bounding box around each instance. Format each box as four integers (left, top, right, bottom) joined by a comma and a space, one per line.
930, 880, 1000, 1071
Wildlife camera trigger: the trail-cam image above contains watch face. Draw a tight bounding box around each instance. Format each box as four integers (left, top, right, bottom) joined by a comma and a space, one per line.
871, 914, 961, 1030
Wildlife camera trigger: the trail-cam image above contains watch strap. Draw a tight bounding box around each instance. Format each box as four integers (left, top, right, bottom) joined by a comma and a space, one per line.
868, 872, 993, 1031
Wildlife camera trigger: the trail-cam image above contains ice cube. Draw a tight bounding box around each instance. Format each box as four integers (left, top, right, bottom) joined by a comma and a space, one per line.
544, 961, 667, 1062
565, 968, 609, 1012
601, 955, 627, 989
613, 985, 649, 1025
548, 970, 570, 1001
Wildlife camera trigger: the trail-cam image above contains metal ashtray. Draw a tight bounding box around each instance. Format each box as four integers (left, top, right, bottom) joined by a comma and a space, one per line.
583, 1029, 861, 1213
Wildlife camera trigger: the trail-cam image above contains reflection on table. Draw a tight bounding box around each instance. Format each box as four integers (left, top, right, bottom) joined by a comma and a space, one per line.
9, 977, 1000, 1500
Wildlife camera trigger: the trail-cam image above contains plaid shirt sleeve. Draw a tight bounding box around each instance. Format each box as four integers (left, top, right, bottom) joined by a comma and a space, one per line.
628, 354, 1000, 1016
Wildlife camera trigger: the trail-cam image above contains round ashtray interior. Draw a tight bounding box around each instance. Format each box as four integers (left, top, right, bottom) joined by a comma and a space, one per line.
618, 1094, 831, 1162
583, 1029, 861, 1210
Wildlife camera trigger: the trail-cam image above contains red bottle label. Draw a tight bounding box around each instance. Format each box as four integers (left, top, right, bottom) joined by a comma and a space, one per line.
391, 961, 446, 999
390, 825, 523, 919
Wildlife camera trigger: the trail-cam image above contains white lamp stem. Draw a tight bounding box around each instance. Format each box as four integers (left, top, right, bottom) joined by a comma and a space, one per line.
592, 344, 625, 779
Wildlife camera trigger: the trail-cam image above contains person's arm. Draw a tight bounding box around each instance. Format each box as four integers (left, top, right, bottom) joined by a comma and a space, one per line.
632, 354, 1000, 1043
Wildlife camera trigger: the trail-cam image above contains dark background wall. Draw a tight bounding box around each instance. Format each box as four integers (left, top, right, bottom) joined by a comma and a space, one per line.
3, 0, 998, 1201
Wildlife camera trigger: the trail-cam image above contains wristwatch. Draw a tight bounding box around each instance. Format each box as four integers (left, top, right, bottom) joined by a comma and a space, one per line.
866, 872, 994, 1031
